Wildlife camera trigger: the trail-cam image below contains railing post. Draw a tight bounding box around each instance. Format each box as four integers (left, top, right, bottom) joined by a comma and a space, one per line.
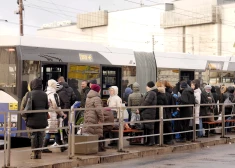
6, 112, 11, 167
221, 105, 225, 138
192, 106, 196, 142
71, 109, 75, 157
3, 113, 7, 167
159, 106, 164, 147
118, 107, 124, 152
68, 109, 72, 159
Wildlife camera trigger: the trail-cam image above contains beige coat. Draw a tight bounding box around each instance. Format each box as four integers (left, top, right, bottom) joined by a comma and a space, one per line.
83, 90, 104, 138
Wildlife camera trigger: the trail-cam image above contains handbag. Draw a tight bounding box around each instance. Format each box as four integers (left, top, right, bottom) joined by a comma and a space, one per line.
206, 108, 214, 122
24, 92, 32, 111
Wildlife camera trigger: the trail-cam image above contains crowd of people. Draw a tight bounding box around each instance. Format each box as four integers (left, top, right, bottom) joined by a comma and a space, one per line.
20, 76, 235, 159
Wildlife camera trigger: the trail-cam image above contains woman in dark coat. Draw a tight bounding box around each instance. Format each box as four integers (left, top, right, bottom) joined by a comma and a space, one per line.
139, 81, 157, 146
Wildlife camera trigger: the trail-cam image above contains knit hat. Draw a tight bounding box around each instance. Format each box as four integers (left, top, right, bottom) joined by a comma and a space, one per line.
180, 82, 188, 89
147, 81, 155, 88
91, 84, 101, 93
204, 85, 212, 90
90, 79, 97, 84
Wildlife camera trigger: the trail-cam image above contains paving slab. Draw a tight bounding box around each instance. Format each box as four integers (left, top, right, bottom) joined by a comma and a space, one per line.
0, 134, 235, 168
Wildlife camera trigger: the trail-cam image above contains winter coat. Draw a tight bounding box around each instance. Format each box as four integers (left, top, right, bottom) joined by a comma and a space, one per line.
179, 88, 195, 118
80, 86, 90, 108
128, 82, 142, 114
57, 85, 70, 110
139, 88, 157, 130
156, 87, 168, 119
107, 86, 122, 117
103, 108, 114, 132
59, 82, 77, 106
22, 78, 48, 129
46, 86, 65, 133
194, 88, 201, 124
165, 87, 174, 117
83, 90, 104, 138
123, 87, 133, 105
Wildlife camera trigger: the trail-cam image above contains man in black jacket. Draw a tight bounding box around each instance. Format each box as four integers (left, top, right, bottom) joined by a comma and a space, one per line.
178, 82, 195, 142
22, 78, 48, 159
58, 76, 77, 106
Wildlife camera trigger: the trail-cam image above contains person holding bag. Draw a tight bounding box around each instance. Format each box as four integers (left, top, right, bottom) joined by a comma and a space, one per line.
42, 79, 67, 153
21, 78, 48, 159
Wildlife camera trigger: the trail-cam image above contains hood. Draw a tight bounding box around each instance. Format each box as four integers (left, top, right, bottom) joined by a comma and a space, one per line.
211, 86, 216, 93
110, 86, 118, 95
87, 90, 100, 98
194, 88, 201, 94
149, 86, 158, 94
165, 87, 172, 94
47, 79, 57, 90
125, 87, 133, 95
227, 86, 234, 93
184, 87, 194, 94
46, 86, 56, 94
158, 87, 165, 94
132, 82, 140, 92
60, 82, 69, 89
30, 78, 43, 90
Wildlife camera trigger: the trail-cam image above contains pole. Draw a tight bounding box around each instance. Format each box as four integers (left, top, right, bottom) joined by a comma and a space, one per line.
118, 107, 124, 152
152, 35, 155, 52
18, 0, 24, 36
159, 106, 164, 147
71, 109, 75, 157
192, 106, 196, 142
221, 105, 225, 138
3, 113, 7, 167
7, 112, 11, 167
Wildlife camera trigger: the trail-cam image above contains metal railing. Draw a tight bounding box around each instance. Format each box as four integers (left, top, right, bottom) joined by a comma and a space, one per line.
1, 103, 235, 167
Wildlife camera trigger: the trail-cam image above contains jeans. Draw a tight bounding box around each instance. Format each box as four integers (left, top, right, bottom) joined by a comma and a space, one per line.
45, 133, 61, 144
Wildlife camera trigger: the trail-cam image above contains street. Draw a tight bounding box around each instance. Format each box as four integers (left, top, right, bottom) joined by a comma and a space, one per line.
79, 144, 235, 168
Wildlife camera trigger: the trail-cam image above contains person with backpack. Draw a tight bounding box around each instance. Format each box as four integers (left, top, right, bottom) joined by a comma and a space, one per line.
57, 76, 77, 106
42, 79, 67, 153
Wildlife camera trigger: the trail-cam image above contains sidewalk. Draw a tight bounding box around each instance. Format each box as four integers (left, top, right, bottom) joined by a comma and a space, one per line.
1, 134, 235, 168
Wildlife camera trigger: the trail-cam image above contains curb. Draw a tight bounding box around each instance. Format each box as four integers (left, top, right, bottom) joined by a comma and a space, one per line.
17, 137, 234, 168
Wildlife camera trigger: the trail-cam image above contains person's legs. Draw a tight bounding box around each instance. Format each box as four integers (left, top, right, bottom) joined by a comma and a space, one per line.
55, 133, 67, 152
42, 133, 52, 153
36, 131, 45, 159
30, 130, 37, 159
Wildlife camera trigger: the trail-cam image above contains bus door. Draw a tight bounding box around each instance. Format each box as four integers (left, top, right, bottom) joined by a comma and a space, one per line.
42, 64, 67, 90
101, 66, 122, 100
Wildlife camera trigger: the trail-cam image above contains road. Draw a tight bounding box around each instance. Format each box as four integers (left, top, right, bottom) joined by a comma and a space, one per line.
79, 144, 235, 168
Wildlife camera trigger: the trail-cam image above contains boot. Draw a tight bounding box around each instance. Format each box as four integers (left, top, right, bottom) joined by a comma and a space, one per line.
30, 151, 37, 159
98, 138, 106, 152
147, 129, 155, 146
42, 139, 52, 153
57, 140, 67, 152
36, 151, 42, 159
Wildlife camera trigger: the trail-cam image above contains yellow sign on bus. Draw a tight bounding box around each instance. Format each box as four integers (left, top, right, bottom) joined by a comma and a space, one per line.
9, 103, 18, 110
79, 53, 93, 62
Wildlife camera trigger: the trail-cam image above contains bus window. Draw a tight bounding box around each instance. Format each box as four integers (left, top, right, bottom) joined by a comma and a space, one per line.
0, 47, 17, 100
22, 61, 41, 96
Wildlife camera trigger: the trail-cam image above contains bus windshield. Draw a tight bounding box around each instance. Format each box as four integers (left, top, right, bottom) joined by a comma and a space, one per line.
0, 47, 17, 101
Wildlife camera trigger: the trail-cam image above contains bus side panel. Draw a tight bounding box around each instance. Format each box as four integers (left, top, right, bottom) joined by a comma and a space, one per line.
0, 103, 18, 137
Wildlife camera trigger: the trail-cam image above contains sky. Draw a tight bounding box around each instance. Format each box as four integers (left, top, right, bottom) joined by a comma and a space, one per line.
0, 0, 160, 36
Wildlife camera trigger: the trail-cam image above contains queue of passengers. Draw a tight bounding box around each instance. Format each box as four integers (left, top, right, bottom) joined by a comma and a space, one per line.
20, 77, 235, 159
